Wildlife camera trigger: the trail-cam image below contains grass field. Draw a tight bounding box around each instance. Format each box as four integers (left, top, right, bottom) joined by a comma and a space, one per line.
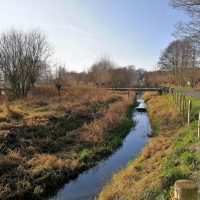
98, 92, 200, 200
0, 85, 135, 200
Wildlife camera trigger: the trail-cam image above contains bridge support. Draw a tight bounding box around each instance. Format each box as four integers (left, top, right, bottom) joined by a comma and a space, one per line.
158, 90, 163, 95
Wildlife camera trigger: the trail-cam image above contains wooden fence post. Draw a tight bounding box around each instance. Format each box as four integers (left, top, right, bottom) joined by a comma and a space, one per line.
175, 92, 177, 104
179, 95, 182, 112
188, 100, 192, 126
184, 96, 187, 107
173, 89, 175, 101
198, 112, 200, 139
171, 88, 174, 99
177, 93, 179, 108
178, 92, 179, 106
173, 179, 198, 200
182, 95, 185, 119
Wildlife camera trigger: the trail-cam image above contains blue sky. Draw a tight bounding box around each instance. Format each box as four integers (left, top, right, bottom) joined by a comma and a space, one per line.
0, 0, 188, 72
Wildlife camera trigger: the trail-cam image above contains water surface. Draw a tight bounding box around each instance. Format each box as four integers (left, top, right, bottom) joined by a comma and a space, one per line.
51, 97, 151, 200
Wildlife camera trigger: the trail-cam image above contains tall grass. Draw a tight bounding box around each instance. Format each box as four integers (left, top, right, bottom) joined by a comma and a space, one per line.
0, 85, 136, 200
81, 94, 134, 142
98, 92, 198, 200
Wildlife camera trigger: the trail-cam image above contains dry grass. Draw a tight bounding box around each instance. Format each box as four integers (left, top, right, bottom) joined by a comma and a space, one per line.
98, 93, 184, 200
27, 154, 66, 175
82, 95, 133, 142
1, 101, 22, 120
0, 85, 135, 200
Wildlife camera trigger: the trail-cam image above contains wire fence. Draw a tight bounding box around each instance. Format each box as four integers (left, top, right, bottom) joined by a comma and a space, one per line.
169, 88, 200, 199
169, 88, 200, 138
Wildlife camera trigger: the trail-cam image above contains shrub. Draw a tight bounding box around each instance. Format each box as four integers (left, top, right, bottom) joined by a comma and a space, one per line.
80, 149, 90, 161
180, 152, 196, 165
162, 167, 188, 187
33, 186, 43, 198
3, 101, 22, 119
16, 180, 31, 194
141, 187, 170, 200
107, 136, 123, 152
28, 85, 57, 99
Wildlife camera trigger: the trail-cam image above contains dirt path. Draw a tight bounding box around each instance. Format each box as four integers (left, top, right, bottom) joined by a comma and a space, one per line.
181, 90, 200, 99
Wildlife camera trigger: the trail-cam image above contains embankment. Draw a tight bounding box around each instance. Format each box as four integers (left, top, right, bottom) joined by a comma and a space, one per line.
98, 92, 200, 200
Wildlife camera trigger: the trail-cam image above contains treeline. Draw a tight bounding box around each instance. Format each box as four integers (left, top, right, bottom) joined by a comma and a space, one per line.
0, 29, 141, 98
144, 71, 172, 86
54, 57, 137, 89
157, 0, 200, 87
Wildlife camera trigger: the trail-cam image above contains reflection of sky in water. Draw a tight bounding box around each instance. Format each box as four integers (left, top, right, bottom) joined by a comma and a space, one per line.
50, 97, 151, 200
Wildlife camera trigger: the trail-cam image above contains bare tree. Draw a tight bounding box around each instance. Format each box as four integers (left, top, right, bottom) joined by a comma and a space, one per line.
0, 29, 52, 97
144, 71, 173, 86
159, 38, 199, 86
109, 66, 136, 87
54, 66, 65, 95
125, 65, 136, 87
158, 40, 181, 82
170, 0, 200, 17
170, 0, 200, 43
89, 56, 114, 87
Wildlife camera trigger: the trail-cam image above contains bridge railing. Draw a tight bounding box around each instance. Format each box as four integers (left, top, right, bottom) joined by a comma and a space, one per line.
106, 86, 170, 92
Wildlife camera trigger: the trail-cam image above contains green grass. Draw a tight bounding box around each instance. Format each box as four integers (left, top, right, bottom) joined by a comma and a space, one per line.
157, 94, 200, 198
98, 92, 200, 200
149, 93, 200, 198
106, 104, 134, 152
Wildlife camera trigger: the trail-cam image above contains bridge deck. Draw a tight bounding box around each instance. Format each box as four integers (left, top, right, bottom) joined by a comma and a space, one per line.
107, 87, 169, 92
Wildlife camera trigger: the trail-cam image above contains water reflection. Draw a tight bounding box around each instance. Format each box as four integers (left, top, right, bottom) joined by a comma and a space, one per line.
50, 96, 151, 200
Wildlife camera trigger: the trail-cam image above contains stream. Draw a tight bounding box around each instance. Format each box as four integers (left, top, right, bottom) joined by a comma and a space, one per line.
50, 95, 152, 200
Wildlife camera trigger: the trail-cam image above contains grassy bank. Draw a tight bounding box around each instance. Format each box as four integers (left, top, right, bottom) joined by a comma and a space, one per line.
0, 85, 135, 200
106, 101, 135, 153
98, 92, 200, 200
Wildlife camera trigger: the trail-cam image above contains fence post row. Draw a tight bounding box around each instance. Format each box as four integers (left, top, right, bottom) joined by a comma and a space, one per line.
170, 89, 200, 133
170, 89, 199, 199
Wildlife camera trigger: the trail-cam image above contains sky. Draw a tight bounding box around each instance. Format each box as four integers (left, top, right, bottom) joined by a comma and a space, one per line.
0, 0, 188, 72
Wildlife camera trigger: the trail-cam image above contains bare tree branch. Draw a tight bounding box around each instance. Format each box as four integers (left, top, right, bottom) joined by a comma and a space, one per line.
0, 28, 52, 97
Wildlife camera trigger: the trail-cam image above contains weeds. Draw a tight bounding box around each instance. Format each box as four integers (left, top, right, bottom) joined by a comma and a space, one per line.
106, 111, 134, 152
98, 92, 200, 200
33, 186, 43, 199
162, 167, 188, 188
0, 85, 135, 200
80, 149, 90, 161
